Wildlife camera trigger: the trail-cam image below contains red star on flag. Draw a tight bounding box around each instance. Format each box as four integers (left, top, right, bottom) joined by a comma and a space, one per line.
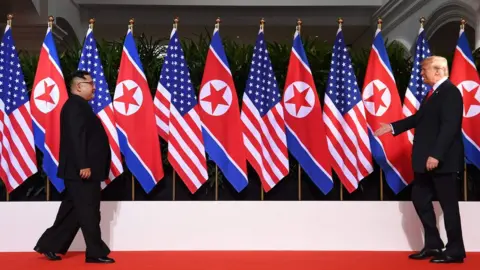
115, 84, 139, 113
36, 81, 55, 105
285, 84, 311, 115
202, 83, 229, 114
365, 83, 387, 114
462, 84, 480, 115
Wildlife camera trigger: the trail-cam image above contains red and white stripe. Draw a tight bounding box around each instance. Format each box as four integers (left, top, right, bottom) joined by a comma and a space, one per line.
97, 104, 124, 189
402, 87, 421, 143
167, 105, 208, 193
323, 96, 373, 192
154, 80, 171, 141
0, 101, 37, 192
241, 95, 289, 192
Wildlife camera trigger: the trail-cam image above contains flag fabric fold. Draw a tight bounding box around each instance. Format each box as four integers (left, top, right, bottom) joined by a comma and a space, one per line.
361, 27, 413, 194
323, 25, 373, 193
282, 27, 333, 194
198, 25, 248, 192
402, 25, 431, 143
155, 27, 208, 193
30, 23, 68, 192
450, 27, 480, 168
0, 24, 37, 192
241, 26, 289, 192
113, 26, 164, 193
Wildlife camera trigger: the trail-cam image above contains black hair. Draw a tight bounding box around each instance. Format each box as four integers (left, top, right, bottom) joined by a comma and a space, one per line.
69, 70, 91, 91
70, 70, 90, 82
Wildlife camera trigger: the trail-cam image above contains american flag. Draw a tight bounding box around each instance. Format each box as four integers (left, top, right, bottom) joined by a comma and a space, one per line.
155, 27, 207, 193
241, 26, 288, 192
323, 25, 373, 192
0, 24, 37, 192
78, 27, 124, 188
402, 25, 430, 143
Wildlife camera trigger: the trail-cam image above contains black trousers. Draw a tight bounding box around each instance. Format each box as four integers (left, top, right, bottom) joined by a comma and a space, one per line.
35, 178, 110, 258
411, 172, 465, 258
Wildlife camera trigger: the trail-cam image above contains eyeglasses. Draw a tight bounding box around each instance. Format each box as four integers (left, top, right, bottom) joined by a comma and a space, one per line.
78, 81, 94, 86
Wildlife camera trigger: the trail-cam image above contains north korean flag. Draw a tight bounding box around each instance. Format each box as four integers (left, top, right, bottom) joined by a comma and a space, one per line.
113, 26, 164, 193
282, 27, 333, 194
30, 23, 68, 192
198, 24, 248, 192
362, 27, 413, 193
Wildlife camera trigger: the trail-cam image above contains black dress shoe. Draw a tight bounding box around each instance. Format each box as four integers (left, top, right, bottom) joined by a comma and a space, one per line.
85, 256, 115, 263
34, 246, 61, 261
408, 248, 442, 260
430, 254, 464, 263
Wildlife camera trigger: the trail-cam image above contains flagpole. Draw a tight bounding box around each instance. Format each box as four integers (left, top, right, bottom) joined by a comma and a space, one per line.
295, 18, 303, 201
46, 177, 50, 201
464, 163, 467, 201
459, 19, 468, 202
215, 165, 218, 200
380, 169, 383, 201
127, 18, 136, 201
260, 18, 266, 201
5, 14, 13, 202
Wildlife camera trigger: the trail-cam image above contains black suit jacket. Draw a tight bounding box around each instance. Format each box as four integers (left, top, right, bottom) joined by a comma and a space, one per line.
391, 79, 464, 173
57, 94, 111, 181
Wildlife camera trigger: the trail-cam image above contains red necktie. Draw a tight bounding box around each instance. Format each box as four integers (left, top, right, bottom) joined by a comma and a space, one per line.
425, 88, 433, 101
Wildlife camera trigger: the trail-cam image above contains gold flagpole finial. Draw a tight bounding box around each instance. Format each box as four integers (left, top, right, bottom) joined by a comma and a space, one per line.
128, 18, 134, 32
89, 18, 95, 30
296, 18, 302, 32
419, 17, 426, 27
48, 16, 54, 28
215, 17, 221, 29
460, 18, 466, 30
7, 14, 13, 26
173, 17, 179, 29
377, 18, 383, 29
260, 18, 265, 31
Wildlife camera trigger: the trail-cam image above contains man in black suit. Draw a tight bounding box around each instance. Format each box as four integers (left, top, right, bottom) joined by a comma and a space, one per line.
375, 56, 465, 263
34, 70, 114, 264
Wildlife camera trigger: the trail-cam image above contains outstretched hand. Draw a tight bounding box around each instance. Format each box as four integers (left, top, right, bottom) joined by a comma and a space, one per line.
374, 123, 392, 136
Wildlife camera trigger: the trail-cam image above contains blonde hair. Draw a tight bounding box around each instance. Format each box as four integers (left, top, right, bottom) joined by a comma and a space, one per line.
422, 56, 449, 76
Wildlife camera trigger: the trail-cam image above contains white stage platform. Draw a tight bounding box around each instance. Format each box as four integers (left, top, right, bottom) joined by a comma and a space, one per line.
1, 201, 479, 252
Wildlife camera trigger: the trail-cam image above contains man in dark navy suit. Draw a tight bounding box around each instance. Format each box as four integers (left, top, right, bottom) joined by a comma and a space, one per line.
34, 70, 114, 264
375, 56, 465, 263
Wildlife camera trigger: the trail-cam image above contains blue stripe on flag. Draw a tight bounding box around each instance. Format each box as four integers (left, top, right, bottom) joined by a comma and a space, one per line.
210, 30, 230, 70
286, 128, 333, 194
463, 134, 480, 169
117, 128, 157, 193
372, 32, 394, 75
202, 129, 248, 192
368, 129, 407, 194
33, 122, 65, 192
123, 31, 145, 74
292, 34, 310, 69
44, 30, 62, 69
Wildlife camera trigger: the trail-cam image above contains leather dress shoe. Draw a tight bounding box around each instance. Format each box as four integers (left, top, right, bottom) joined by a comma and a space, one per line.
408, 248, 442, 260
34, 246, 61, 261
86, 256, 115, 263
430, 254, 464, 263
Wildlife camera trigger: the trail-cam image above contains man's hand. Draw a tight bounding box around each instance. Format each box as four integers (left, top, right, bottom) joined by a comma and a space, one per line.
426, 157, 439, 171
80, 168, 91, 179
374, 123, 392, 136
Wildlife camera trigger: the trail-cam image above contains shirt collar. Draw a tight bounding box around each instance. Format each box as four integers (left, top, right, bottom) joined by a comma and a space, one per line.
432, 76, 448, 91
